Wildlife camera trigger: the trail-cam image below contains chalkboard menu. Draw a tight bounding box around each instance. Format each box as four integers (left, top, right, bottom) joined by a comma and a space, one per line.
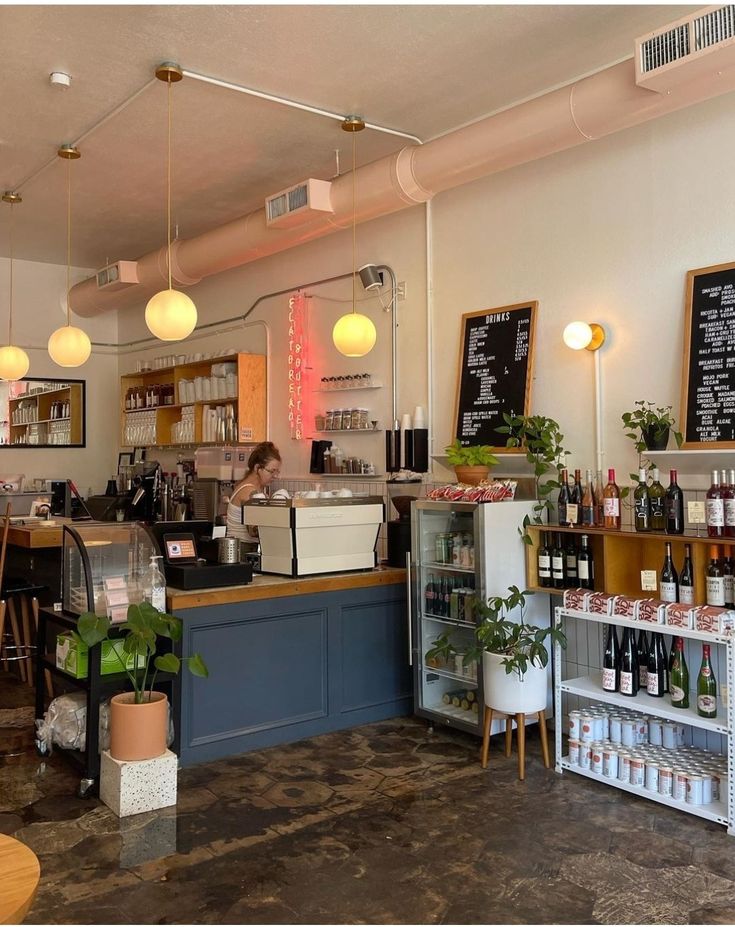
681, 262, 735, 448
454, 301, 537, 448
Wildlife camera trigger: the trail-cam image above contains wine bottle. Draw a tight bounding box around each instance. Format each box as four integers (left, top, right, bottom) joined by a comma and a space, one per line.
679, 544, 695, 606
581, 468, 595, 527
577, 534, 594, 590
442, 574, 451, 617
558, 468, 571, 527
706, 469, 725, 538
660, 541, 679, 603
634, 468, 651, 532
593, 469, 605, 527
565, 535, 578, 587
602, 623, 620, 692
668, 635, 680, 692
726, 469, 735, 539
537, 533, 552, 588
649, 468, 666, 532
670, 637, 689, 709
425, 573, 435, 613
722, 546, 734, 609
637, 628, 649, 689
619, 626, 638, 696
706, 545, 725, 607
665, 468, 685, 535
570, 468, 582, 527
603, 468, 621, 530
646, 632, 667, 698
551, 533, 565, 590
696, 644, 717, 718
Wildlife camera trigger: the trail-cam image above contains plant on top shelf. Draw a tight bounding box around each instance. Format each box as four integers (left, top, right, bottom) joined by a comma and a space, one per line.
494, 412, 568, 542
444, 439, 499, 486
621, 401, 683, 457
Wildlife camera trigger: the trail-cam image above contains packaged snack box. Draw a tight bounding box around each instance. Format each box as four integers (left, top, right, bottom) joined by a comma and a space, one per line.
637, 599, 666, 624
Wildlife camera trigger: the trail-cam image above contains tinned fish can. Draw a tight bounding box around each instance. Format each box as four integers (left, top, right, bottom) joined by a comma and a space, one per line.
609, 715, 623, 744
617, 752, 631, 782
621, 719, 636, 747
673, 769, 688, 801
568, 740, 581, 766
590, 743, 603, 775
648, 718, 663, 746
579, 743, 592, 770
686, 774, 704, 805
662, 722, 678, 750
645, 760, 660, 792
629, 757, 645, 788
580, 714, 595, 743
659, 766, 673, 797
602, 746, 619, 779
568, 711, 582, 740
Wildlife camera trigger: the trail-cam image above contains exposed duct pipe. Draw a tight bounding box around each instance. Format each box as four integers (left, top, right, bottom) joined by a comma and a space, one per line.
70, 52, 735, 318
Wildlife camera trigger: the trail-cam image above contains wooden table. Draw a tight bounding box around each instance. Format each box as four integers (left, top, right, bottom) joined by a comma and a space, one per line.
0, 834, 40, 924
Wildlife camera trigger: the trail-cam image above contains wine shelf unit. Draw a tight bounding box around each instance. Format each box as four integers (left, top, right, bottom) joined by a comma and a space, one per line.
553, 606, 735, 834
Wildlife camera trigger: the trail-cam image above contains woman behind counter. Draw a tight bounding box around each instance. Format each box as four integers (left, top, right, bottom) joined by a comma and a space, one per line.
226, 441, 282, 540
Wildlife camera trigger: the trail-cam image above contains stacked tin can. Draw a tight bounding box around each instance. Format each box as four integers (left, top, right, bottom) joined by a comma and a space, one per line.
567, 706, 726, 806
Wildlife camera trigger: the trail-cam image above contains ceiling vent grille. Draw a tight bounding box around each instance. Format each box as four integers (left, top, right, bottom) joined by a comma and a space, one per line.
635, 5, 735, 92
95, 260, 138, 291
265, 178, 333, 229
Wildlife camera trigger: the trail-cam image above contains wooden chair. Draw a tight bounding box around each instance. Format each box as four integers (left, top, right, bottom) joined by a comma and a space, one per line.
0, 833, 41, 924
481, 708, 551, 781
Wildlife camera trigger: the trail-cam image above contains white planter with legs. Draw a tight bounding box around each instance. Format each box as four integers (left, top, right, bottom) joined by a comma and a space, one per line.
482, 650, 547, 715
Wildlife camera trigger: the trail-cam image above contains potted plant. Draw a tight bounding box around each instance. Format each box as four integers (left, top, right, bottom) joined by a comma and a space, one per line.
621, 401, 683, 453
444, 439, 499, 485
77, 602, 209, 762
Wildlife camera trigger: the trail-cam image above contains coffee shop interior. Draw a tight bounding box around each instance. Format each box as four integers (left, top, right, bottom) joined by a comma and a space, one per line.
5, 3, 735, 924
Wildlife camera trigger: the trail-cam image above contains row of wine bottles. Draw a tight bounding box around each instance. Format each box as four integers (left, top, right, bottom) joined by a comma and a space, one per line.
660, 541, 735, 608
603, 626, 717, 717
538, 533, 594, 590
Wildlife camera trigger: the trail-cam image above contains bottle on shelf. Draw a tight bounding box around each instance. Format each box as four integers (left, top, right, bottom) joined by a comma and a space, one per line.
603, 468, 621, 530
570, 468, 583, 527
649, 468, 666, 532
637, 628, 649, 690
668, 635, 680, 693
646, 632, 667, 698
706, 469, 725, 538
593, 469, 605, 527
706, 545, 726, 607
696, 644, 717, 719
602, 623, 620, 692
537, 533, 552, 588
551, 533, 565, 590
679, 544, 695, 606
143, 555, 166, 612
659, 541, 679, 603
726, 469, 735, 539
581, 469, 595, 527
619, 626, 639, 696
669, 637, 689, 709
633, 468, 651, 533
425, 574, 435, 614
564, 535, 578, 587
722, 546, 734, 609
577, 534, 594, 590
558, 468, 571, 527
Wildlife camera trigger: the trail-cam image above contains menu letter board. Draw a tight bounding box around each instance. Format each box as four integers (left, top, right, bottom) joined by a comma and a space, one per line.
454, 301, 537, 449
681, 261, 735, 448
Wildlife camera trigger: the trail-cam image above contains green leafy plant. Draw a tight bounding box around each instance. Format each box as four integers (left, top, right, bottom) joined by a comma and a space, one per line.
77, 601, 209, 704
426, 586, 566, 679
621, 401, 683, 456
494, 413, 568, 542
444, 439, 499, 468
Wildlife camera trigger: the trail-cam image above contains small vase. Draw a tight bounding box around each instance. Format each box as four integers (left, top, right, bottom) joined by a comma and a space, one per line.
454, 465, 490, 486
642, 425, 669, 451
110, 691, 168, 761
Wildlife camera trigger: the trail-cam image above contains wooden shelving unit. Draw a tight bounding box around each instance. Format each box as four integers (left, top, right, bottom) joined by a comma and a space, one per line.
8, 383, 84, 446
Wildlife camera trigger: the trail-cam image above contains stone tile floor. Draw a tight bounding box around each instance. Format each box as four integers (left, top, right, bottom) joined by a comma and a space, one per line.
2, 673, 735, 924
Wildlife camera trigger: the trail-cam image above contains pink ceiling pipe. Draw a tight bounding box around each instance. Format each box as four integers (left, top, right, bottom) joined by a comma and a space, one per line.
71, 54, 735, 318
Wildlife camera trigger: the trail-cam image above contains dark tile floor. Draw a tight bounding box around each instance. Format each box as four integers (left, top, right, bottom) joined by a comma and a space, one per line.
2, 672, 735, 925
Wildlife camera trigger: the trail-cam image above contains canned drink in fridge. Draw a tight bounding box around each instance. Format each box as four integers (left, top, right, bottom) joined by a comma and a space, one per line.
645, 760, 660, 792
452, 533, 462, 565
673, 769, 688, 801
659, 766, 673, 797
686, 774, 704, 805
629, 757, 645, 788
609, 715, 622, 744
603, 746, 619, 779
580, 714, 595, 743
662, 722, 678, 749
568, 711, 581, 740
648, 718, 663, 746
579, 743, 592, 769
591, 743, 603, 774
435, 534, 446, 563
618, 752, 631, 782
568, 740, 581, 766
621, 719, 636, 747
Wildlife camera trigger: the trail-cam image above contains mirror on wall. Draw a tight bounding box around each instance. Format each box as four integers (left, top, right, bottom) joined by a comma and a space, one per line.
0, 378, 86, 447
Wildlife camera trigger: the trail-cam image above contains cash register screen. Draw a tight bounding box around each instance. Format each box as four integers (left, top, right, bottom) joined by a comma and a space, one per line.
163, 534, 198, 563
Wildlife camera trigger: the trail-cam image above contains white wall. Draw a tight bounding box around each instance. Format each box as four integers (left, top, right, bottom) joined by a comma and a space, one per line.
0, 257, 119, 493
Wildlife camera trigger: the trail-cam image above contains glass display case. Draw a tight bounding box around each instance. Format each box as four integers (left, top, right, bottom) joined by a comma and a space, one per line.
62, 522, 159, 617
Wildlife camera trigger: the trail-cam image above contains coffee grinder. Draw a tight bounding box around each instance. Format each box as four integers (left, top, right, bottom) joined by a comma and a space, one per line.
386, 481, 422, 567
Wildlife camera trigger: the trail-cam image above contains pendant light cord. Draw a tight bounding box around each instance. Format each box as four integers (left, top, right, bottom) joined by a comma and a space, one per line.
167, 77, 172, 291
351, 129, 356, 316
8, 203, 13, 345
66, 158, 71, 326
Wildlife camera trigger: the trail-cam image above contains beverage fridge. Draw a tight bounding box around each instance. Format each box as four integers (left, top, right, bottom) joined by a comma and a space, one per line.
409, 499, 548, 735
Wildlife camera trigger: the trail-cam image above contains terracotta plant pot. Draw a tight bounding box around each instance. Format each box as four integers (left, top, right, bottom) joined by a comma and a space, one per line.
482, 651, 547, 715
454, 465, 490, 486
110, 691, 168, 762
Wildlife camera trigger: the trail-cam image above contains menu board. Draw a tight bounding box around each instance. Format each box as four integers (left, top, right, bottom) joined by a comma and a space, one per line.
454, 301, 537, 449
681, 262, 735, 448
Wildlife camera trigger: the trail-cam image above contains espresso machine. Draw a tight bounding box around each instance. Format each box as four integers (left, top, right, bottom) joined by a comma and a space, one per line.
386, 481, 422, 567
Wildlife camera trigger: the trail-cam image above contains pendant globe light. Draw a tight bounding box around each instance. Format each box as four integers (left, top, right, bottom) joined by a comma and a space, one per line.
145, 63, 197, 342
0, 193, 30, 380
332, 116, 376, 358
47, 145, 91, 367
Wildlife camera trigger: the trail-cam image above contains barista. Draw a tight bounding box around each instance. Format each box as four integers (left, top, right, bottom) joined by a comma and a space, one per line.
226, 441, 282, 540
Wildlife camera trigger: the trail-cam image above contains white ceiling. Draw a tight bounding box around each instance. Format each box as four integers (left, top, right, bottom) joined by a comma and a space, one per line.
0, 3, 699, 268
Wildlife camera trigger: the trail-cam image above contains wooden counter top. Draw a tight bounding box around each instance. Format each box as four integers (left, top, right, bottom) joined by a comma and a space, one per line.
6, 517, 74, 549
167, 565, 406, 611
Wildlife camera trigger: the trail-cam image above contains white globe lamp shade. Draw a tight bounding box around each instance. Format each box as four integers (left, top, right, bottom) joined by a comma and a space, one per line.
332, 312, 377, 357
0, 345, 30, 380
562, 321, 593, 351
145, 289, 197, 341
48, 325, 91, 367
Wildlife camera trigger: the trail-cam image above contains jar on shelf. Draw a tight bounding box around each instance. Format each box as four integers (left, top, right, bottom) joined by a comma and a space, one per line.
332, 409, 344, 430
351, 408, 361, 430
358, 408, 369, 429
314, 412, 326, 431
325, 410, 334, 431
342, 409, 352, 430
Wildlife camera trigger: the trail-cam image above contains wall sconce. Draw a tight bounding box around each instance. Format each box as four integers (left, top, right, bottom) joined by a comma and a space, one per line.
563, 320, 607, 473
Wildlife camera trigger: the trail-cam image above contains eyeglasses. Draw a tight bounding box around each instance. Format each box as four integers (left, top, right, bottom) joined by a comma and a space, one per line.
263, 467, 280, 477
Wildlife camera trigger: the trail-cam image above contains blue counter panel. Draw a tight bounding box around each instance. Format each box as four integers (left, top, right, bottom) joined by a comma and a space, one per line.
178, 581, 411, 766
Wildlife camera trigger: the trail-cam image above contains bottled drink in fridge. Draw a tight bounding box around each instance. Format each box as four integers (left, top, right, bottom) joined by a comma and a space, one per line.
537, 533, 552, 588
558, 468, 571, 527
565, 535, 578, 587
577, 534, 594, 590
665, 468, 685, 535
551, 533, 565, 590
619, 626, 638, 696
603, 468, 621, 530
723, 546, 735, 608
602, 624, 620, 692
633, 468, 651, 532
706, 469, 725, 538
425, 574, 435, 613
706, 545, 725, 607
581, 469, 595, 527
637, 628, 649, 689
696, 644, 717, 718
679, 544, 695, 606
660, 541, 679, 603
726, 468, 735, 539
670, 637, 689, 709
649, 468, 666, 532
646, 632, 667, 698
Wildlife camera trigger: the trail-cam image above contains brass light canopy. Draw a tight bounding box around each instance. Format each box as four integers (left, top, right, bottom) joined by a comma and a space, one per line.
1, 192, 22, 205
0, 191, 30, 381
57, 144, 81, 160
155, 62, 184, 83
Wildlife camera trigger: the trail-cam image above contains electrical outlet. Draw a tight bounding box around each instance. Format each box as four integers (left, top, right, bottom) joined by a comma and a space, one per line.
396, 281, 407, 300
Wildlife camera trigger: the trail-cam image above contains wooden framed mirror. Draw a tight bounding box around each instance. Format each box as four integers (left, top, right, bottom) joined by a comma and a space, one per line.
0, 378, 86, 447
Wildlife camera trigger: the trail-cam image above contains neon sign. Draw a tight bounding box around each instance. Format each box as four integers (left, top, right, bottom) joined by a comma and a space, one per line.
287, 291, 308, 440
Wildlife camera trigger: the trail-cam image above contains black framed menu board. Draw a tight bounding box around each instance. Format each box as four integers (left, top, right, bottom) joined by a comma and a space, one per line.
453, 301, 537, 449
681, 261, 735, 448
